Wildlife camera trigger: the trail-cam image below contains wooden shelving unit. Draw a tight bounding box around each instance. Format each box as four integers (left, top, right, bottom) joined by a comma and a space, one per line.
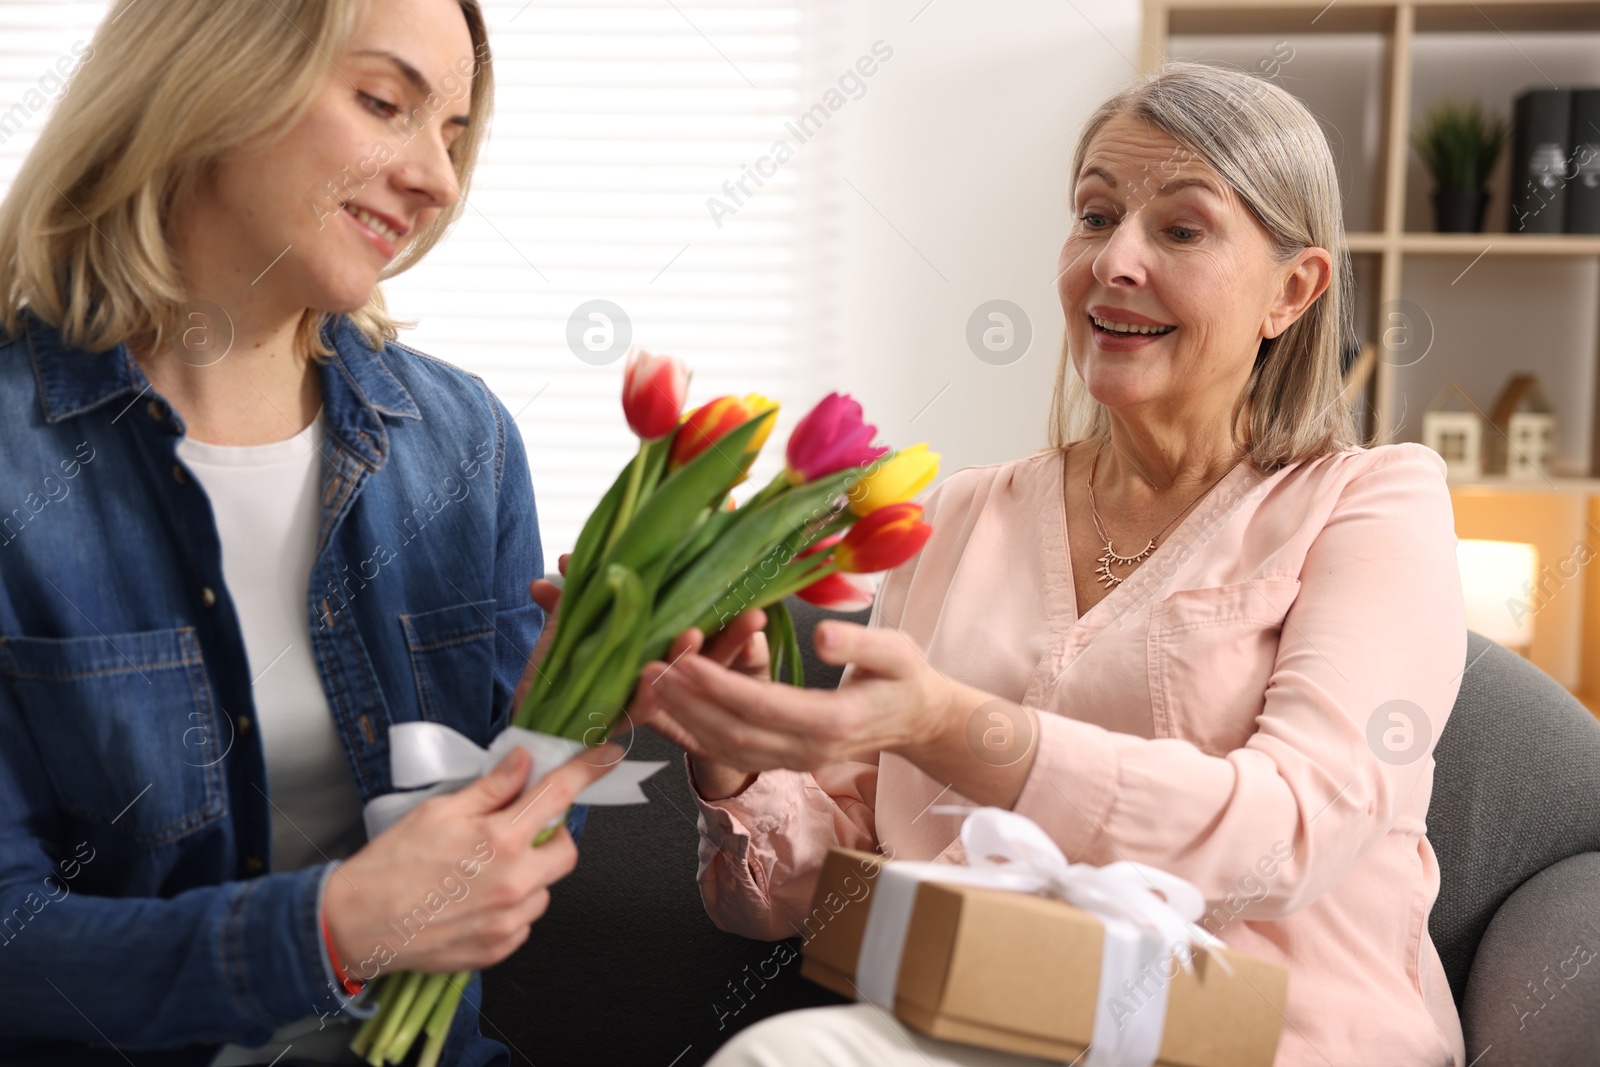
1143, 0, 1600, 469
1142, 0, 1600, 708
1347, 232, 1600, 254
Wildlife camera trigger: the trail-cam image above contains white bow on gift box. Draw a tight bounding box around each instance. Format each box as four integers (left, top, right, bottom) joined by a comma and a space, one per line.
856, 806, 1233, 1067
361, 722, 667, 839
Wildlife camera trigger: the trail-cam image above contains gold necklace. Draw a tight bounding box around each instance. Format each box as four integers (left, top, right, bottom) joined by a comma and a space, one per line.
1085, 439, 1241, 589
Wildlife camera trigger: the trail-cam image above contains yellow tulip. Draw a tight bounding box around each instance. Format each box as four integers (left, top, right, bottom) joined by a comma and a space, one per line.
741, 393, 779, 457
847, 442, 939, 516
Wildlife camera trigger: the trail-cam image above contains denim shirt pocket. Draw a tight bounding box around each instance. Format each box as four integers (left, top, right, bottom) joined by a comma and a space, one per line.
1147, 577, 1301, 757
399, 599, 497, 726
0, 627, 228, 848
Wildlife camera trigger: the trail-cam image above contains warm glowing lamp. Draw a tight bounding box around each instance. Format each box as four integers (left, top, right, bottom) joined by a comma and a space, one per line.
1457, 539, 1538, 654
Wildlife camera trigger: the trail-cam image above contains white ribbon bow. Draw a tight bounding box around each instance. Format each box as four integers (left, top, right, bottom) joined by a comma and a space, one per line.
361, 723, 666, 840
856, 806, 1231, 1067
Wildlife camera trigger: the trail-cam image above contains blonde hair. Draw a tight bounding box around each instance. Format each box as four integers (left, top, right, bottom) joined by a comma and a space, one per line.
1050, 61, 1363, 471
0, 0, 492, 362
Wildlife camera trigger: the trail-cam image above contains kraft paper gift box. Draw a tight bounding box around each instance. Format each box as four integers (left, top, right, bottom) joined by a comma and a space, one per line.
799, 841, 1289, 1067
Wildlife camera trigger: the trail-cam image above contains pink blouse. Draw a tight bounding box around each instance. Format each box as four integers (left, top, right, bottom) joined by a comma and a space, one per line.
689, 441, 1468, 1067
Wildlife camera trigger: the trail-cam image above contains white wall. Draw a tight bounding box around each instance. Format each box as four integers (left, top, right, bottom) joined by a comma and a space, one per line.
820, 1, 1144, 477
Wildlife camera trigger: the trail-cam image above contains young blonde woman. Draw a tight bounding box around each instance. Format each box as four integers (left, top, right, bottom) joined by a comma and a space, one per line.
0, 1, 730, 1063
634, 63, 1470, 1066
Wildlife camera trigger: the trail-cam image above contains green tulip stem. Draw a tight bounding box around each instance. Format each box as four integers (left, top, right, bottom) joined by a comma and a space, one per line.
366, 969, 423, 1064
385, 972, 448, 1060
416, 971, 471, 1067
348, 974, 396, 1057
532, 807, 569, 846
602, 441, 649, 558
763, 599, 807, 686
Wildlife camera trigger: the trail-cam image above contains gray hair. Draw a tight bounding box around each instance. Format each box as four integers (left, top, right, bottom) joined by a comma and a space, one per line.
1049, 61, 1362, 471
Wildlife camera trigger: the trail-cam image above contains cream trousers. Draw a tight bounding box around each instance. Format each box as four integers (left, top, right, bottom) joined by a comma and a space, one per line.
705, 1004, 1075, 1066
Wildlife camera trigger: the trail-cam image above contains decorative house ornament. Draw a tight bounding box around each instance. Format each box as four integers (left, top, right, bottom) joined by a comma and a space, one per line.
1422, 382, 1484, 480
1483, 373, 1557, 480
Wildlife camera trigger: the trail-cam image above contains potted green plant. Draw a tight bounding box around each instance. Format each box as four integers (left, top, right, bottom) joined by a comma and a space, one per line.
1411, 100, 1509, 233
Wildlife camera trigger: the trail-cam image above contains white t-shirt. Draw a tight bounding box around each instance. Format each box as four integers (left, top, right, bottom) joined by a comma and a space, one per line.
176, 408, 369, 1064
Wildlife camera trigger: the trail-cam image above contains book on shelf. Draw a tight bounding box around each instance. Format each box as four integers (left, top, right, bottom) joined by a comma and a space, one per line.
1510, 88, 1572, 235
1567, 88, 1600, 235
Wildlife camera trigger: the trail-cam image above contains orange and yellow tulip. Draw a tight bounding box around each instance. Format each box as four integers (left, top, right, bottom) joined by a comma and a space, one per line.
668, 393, 778, 477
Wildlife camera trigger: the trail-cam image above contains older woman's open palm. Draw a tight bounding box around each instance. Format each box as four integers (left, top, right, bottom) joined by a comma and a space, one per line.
635, 618, 947, 769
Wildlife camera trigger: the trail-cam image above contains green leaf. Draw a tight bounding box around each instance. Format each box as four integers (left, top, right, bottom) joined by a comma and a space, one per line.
1411, 99, 1507, 190
663, 503, 739, 587
538, 436, 674, 694
562, 457, 633, 610
646, 468, 859, 649
537, 563, 646, 735
604, 412, 772, 573
555, 622, 648, 740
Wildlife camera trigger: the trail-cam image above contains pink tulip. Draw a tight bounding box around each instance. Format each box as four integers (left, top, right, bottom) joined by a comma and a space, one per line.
784, 392, 888, 485
622, 347, 689, 440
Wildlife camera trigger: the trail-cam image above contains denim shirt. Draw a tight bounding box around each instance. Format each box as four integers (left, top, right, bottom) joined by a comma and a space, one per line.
0, 310, 580, 1066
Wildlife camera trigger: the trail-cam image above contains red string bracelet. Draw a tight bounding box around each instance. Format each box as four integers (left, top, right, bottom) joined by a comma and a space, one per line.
319, 905, 366, 997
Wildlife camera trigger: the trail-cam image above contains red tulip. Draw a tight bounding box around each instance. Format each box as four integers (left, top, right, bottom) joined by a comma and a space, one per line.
795, 533, 842, 562
622, 347, 689, 440
833, 503, 932, 574
795, 571, 875, 611
789, 535, 873, 610
668, 393, 777, 472
784, 392, 888, 485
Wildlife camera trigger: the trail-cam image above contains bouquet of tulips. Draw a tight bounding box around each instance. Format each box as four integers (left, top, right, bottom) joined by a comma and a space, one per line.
350, 348, 938, 1065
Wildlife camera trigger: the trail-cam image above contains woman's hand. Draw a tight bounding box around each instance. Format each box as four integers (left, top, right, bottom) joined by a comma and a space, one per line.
635, 618, 1039, 808
623, 609, 774, 801
322, 742, 621, 977
635, 618, 961, 778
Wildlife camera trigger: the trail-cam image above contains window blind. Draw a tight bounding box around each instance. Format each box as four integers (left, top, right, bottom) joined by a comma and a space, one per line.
0, 0, 839, 556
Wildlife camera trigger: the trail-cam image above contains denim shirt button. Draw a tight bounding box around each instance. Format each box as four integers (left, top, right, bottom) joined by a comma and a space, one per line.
146, 399, 166, 421
236, 714, 252, 734
244, 854, 264, 874
200, 586, 217, 608
171, 463, 188, 484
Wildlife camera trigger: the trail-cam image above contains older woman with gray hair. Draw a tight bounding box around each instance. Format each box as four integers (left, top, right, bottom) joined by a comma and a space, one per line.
634, 62, 1468, 1066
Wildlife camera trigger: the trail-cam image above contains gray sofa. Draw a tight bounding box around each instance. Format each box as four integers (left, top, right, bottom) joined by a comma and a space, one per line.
1430, 632, 1600, 1064
485, 608, 1600, 1066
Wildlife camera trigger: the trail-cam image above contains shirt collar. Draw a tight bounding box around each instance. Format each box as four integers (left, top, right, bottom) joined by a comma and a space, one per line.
22, 309, 420, 468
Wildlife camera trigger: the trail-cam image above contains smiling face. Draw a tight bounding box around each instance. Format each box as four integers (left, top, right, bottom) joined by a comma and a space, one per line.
1058, 111, 1314, 426
180, 0, 475, 316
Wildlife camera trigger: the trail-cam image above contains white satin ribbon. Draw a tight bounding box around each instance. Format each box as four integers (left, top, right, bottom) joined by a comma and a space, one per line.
855, 806, 1232, 1067
361, 722, 666, 839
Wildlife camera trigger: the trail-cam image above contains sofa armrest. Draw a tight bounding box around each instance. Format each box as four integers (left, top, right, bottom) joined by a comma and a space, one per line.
1461, 851, 1600, 1065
